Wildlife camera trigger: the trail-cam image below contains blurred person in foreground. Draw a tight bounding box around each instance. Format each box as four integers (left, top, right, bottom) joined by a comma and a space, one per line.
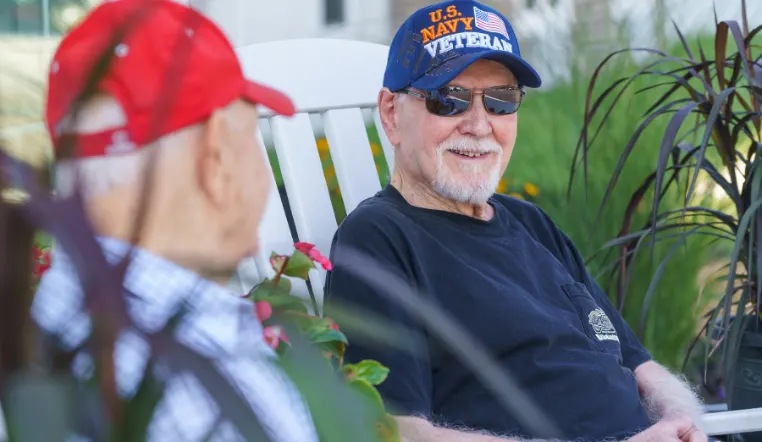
30, 0, 318, 440
324, 1, 707, 442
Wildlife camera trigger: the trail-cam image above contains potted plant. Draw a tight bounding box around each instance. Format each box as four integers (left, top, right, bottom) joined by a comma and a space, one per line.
570, 0, 762, 426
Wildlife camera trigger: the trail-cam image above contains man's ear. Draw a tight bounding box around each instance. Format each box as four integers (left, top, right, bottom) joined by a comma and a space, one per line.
377, 88, 401, 147
197, 107, 233, 209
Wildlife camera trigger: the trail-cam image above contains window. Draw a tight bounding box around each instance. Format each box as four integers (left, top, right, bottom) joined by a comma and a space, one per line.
0, 0, 94, 36
325, 0, 344, 25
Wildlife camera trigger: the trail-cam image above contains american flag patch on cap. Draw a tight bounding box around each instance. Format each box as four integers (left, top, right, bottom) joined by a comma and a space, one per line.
473, 6, 510, 40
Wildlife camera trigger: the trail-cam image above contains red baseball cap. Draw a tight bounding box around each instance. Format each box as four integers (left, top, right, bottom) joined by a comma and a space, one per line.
46, 0, 295, 160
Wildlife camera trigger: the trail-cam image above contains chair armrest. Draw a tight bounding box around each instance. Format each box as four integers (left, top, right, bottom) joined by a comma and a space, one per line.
701, 407, 762, 435
703, 403, 728, 413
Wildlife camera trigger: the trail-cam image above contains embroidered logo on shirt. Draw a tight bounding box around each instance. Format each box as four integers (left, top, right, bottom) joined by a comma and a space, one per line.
588, 308, 619, 342
105, 130, 137, 155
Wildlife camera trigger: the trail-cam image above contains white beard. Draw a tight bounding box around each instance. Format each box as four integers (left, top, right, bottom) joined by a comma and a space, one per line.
431, 137, 503, 205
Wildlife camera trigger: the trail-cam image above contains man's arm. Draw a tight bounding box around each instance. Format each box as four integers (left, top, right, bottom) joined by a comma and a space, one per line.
633, 360, 705, 427
395, 415, 703, 442
395, 416, 526, 442
530, 206, 706, 442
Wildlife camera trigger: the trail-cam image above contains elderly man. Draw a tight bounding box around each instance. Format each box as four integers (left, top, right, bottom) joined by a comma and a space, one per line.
30, 1, 317, 441
324, 2, 707, 442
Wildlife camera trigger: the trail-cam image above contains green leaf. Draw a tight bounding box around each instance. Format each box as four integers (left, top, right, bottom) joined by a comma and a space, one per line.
377, 413, 401, 442
343, 360, 390, 386
682, 87, 736, 209
267, 293, 309, 314
33, 230, 53, 249
308, 326, 349, 345
280, 311, 325, 330
318, 340, 347, 361
277, 332, 381, 442
270, 253, 287, 274
282, 251, 315, 279
249, 278, 291, 301
347, 379, 386, 414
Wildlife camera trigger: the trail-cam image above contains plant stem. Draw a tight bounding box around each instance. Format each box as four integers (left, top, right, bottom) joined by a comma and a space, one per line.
272, 256, 288, 286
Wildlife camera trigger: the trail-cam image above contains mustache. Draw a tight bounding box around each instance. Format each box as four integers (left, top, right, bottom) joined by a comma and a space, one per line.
437, 137, 502, 155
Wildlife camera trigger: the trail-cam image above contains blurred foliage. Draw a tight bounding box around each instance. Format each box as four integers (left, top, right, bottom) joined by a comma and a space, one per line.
566, 1, 762, 387
244, 243, 399, 442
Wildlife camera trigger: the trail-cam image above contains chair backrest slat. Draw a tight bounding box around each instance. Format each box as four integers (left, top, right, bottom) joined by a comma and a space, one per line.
322, 108, 381, 213
235, 128, 312, 300
269, 113, 337, 304
236, 38, 392, 309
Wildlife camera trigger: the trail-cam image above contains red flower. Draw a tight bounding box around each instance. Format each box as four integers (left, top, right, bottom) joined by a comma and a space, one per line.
32, 246, 51, 278
294, 242, 333, 271
263, 325, 289, 350
254, 301, 272, 322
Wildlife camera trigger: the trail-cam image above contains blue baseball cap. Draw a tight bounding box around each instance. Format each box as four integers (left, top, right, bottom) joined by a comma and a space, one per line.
383, 0, 541, 91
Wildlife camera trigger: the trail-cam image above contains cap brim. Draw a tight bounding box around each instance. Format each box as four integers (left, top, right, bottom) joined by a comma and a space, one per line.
411, 50, 542, 90
241, 80, 296, 116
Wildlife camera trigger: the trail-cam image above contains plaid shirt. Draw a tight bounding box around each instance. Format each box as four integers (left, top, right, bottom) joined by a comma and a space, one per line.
31, 237, 318, 442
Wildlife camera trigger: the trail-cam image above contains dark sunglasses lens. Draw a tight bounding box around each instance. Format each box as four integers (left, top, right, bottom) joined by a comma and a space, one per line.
425, 89, 471, 116
484, 88, 523, 115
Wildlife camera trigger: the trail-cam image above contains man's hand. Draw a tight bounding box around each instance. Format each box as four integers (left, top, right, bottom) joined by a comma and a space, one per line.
663, 414, 708, 442
627, 416, 707, 442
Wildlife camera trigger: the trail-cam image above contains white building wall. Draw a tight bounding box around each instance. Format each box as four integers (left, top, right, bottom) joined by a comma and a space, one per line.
188, 0, 392, 47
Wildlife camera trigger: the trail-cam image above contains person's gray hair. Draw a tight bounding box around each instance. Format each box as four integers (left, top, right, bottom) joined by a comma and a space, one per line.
54, 148, 155, 200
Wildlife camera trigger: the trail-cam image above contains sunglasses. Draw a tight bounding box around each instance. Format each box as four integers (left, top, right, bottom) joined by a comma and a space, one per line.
399, 85, 525, 117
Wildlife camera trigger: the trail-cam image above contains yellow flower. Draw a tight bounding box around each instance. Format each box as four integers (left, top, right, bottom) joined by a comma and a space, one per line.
316, 138, 330, 159
324, 165, 337, 184
508, 192, 524, 200
523, 182, 539, 197
496, 178, 509, 194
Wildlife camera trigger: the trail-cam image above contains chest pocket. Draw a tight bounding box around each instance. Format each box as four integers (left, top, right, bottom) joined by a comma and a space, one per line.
561, 282, 623, 359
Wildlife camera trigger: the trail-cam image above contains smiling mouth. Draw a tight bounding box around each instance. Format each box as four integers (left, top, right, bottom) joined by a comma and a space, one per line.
447, 149, 492, 159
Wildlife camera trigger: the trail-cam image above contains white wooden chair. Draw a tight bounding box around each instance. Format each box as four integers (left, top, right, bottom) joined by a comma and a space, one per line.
229, 37, 762, 438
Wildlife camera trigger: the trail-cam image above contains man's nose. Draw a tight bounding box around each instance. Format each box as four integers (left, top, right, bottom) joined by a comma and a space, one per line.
457, 95, 493, 138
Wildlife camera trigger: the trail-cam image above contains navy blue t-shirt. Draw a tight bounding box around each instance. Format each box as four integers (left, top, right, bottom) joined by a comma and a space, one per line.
323, 185, 652, 440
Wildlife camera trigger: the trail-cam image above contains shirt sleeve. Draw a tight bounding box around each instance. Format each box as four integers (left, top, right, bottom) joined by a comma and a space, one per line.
537, 207, 652, 372
323, 211, 433, 418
